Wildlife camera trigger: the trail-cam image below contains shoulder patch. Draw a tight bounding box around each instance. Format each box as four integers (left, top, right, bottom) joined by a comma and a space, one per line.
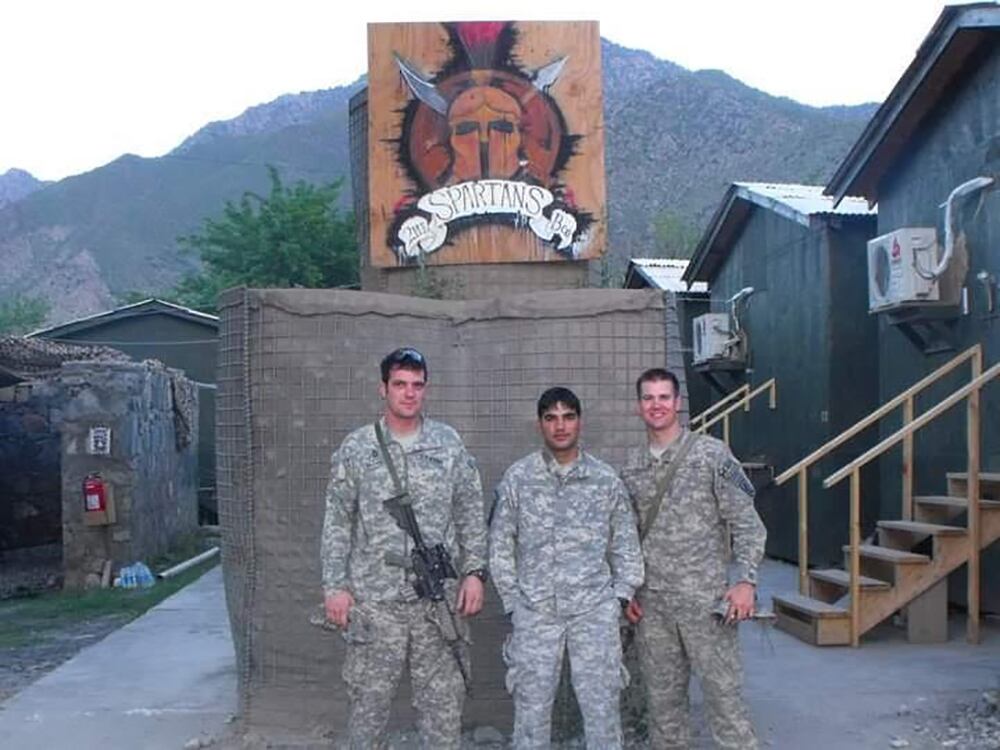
718, 458, 755, 498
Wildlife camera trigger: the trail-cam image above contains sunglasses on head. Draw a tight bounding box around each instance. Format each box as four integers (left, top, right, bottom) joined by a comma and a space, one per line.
387, 347, 425, 364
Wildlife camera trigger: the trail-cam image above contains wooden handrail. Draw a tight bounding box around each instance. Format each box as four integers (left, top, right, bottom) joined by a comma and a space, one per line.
775, 343, 983, 597
690, 384, 750, 430
695, 378, 776, 447
826, 357, 997, 646
824, 360, 999, 488
776, 344, 982, 485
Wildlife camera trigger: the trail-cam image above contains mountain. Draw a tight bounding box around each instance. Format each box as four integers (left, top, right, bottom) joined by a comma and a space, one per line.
0, 42, 877, 323
0, 169, 46, 210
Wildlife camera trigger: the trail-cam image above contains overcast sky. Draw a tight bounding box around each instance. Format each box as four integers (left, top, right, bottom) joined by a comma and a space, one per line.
0, 0, 975, 182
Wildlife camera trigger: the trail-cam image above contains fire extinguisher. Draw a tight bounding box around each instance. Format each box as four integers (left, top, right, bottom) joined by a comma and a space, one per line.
83, 474, 106, 514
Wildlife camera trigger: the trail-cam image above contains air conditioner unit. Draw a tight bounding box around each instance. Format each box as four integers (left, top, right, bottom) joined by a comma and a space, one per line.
867, 228, 940, 312
692, 313, 733, 364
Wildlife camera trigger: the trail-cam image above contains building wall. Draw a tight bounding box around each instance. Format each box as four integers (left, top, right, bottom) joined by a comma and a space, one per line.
874, 42, 1000, 609
43, 313, 217, 519
705, 207, 878, 563
54, 361, 199, 589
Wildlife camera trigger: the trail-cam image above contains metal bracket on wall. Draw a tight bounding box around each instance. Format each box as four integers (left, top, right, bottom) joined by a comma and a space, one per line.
696, 366, 747, 396
887, 307, 960, 355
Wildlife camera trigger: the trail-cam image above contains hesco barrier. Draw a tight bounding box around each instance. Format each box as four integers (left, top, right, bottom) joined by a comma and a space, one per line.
216, 287, 685, 737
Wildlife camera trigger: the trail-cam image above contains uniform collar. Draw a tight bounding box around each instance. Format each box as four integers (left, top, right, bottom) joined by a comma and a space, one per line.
541, 447, 592, 479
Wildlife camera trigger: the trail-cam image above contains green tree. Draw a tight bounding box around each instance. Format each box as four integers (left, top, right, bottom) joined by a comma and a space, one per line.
173, 167, 358, 312
652, 209, 701, 259
0, 295, 50, 335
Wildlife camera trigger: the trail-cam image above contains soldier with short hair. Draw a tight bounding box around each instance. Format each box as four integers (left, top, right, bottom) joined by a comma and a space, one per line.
490, 386, 644, 749
621, 368, 765, 750
320, 347, 488, 750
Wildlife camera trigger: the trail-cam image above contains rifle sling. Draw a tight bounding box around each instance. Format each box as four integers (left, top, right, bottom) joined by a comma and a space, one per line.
374, 421, 407, 501
640, 431, 699, 542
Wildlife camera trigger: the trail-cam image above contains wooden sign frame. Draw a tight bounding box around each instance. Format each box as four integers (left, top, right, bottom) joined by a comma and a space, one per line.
367, 21, 606, 267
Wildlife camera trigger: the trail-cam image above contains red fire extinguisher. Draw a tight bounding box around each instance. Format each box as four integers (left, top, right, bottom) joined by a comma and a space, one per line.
84, 474, 106, 514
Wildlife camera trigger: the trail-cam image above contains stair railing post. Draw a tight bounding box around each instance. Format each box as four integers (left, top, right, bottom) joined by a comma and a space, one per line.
850, 468, 861, 647
967, 348, 983, 644
723, 413, 730, 447
902, 396, 914, 521
798, 468, 808, 595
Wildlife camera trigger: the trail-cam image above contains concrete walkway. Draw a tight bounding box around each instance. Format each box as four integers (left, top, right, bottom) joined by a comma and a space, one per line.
0, 566, 235, 750
0, 562, 997, 749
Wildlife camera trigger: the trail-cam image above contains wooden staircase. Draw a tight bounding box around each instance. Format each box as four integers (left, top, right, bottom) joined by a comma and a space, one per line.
773, 472, 1000, 645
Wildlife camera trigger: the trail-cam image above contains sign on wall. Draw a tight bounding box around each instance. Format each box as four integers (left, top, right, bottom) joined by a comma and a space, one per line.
368, 21, 606, 267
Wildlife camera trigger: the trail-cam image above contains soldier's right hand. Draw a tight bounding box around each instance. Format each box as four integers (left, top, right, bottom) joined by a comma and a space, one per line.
625, 597, 643, 624
325, 590, 355, 628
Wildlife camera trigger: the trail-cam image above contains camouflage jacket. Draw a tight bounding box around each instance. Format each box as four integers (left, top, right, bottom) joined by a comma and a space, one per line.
620, 429, 766, 603
490, 449, 644, 617
321, 417, 487, 603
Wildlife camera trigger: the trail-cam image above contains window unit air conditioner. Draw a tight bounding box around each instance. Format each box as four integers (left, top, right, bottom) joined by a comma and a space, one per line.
692, 313, 733, 364
867, 228, 940, 312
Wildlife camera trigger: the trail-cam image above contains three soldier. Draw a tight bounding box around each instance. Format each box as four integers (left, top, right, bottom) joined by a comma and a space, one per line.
321, 350, 764, 749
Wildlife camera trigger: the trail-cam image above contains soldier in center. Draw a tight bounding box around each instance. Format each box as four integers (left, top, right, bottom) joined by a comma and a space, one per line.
489, 386, 644, 749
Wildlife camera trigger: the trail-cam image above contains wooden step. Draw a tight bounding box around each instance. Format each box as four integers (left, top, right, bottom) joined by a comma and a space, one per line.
947, 471, 1000, 484
772, 592, 849, 617
877, 520, 966, 536
947, 472, 1000, 497
844, 544, 929, 564
809, 568, 890, 590
772, 592, 850, 646
915, 495, 1000, 510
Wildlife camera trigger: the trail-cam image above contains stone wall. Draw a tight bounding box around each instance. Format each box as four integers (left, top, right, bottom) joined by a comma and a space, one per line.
52, 361, 199, 589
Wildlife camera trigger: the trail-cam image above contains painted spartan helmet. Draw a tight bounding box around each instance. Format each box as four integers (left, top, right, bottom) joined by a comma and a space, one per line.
396, 54, 567, 185
447, 81, 523, 181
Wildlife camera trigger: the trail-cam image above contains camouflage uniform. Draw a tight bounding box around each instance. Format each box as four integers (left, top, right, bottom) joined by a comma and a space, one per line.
620, 429, 766, 750
490, 450, 644, 749
321, 417, 487, 750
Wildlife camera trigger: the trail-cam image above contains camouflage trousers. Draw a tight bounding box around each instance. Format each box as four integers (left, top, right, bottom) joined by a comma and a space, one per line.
636, 593, 758, 750
341, 599, 467, 750
505, 598, 625, 749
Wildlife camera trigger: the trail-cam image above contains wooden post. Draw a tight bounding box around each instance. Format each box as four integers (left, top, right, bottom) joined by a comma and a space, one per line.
850, 468, 861, 647
769, 379, 777, 409
902, 396, 914, 521
798, 468, 808, 595
723, 413, 730, 447
967, 350, 982, 644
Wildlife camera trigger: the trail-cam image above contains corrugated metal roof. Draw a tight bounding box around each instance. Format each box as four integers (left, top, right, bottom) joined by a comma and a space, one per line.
684, 182, 877, 283
626, 258, 708, 292
734, 182, 875, 223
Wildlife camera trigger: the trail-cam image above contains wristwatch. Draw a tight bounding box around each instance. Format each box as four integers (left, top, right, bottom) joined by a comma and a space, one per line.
467, 568, 488, 583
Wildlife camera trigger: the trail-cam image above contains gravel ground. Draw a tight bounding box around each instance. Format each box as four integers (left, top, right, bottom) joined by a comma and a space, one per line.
0, 612, 130, 703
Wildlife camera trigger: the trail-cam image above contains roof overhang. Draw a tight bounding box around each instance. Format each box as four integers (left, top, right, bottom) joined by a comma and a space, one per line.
826, 3, 1000, 205
28, 298, 219, 339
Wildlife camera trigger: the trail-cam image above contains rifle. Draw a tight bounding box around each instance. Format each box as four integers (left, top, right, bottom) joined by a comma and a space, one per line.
374, 421, 470, 689
384, 494, 470, 689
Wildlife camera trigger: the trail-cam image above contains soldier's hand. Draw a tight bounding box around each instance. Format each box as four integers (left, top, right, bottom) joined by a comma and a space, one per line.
625, 597, 644, 624
456, 575, 484, 617
723, 582, 755, 623
325, 590, 354, 628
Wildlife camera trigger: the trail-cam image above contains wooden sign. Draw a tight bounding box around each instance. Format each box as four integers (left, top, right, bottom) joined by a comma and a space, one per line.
368, 21, 606, 267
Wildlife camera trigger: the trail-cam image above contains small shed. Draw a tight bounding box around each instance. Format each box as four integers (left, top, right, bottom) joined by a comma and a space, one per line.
683, 182, 878, 563
30, 299, 219, 522
826, 2, 1000, 609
